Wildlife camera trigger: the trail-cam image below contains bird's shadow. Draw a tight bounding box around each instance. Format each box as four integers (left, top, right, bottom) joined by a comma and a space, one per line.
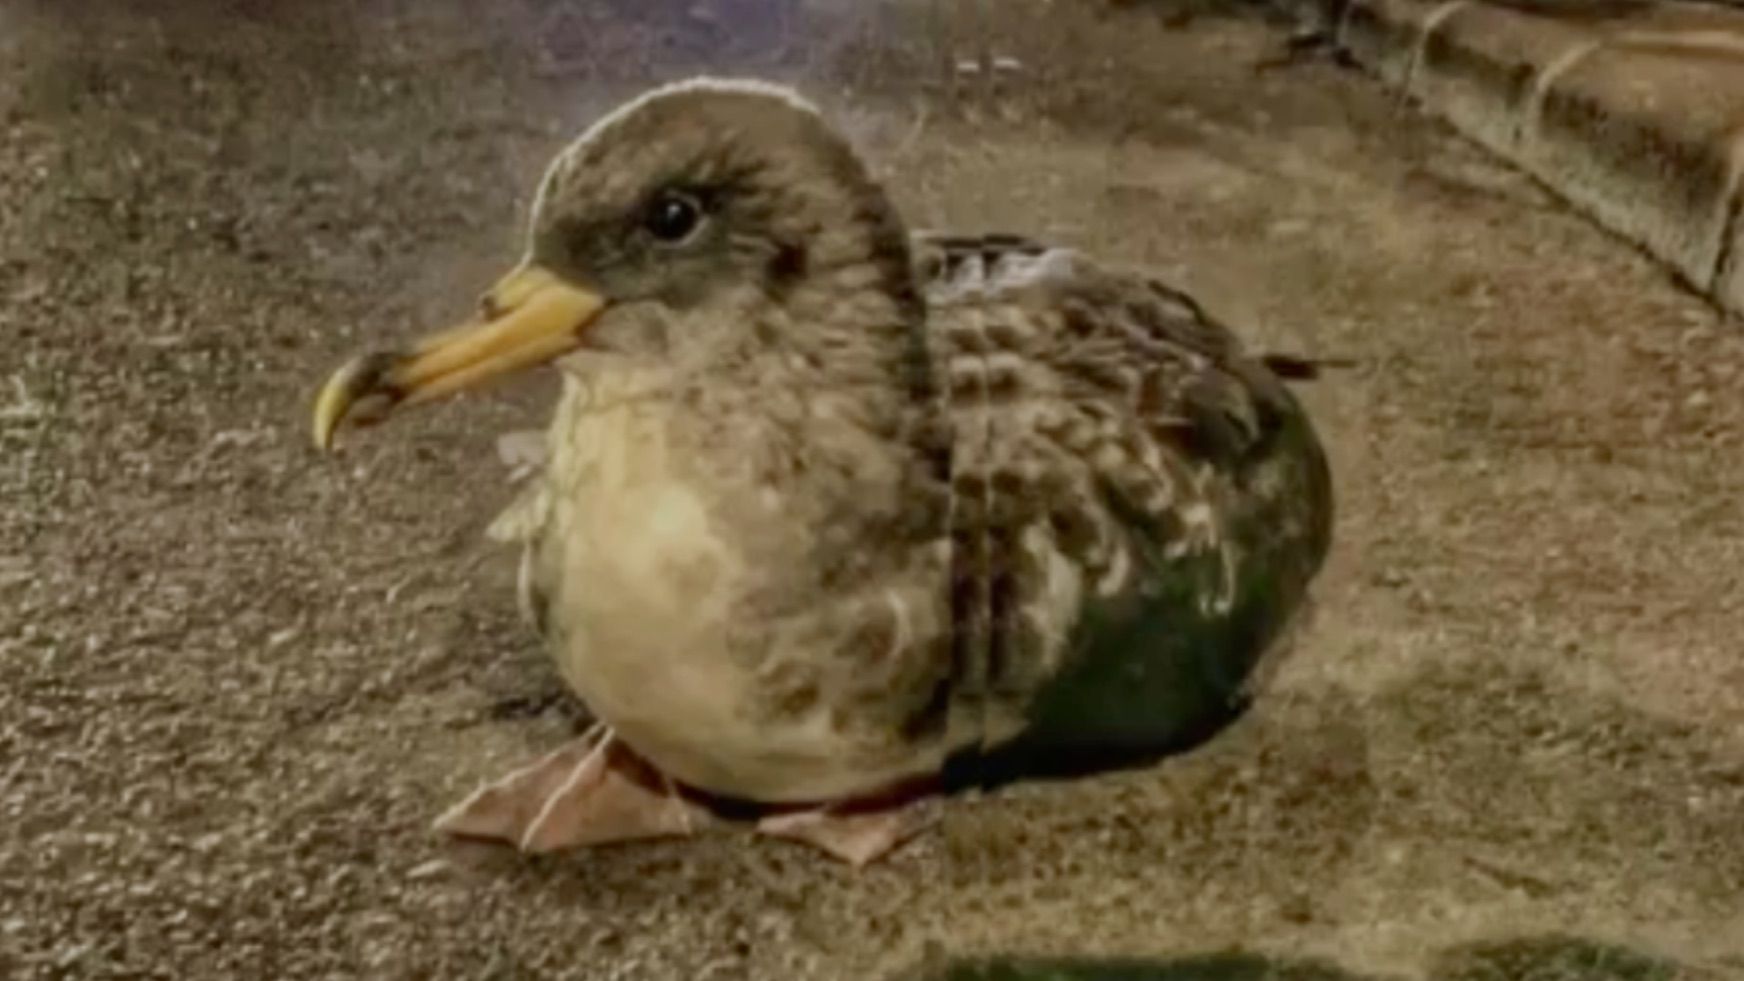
899, 935, 1692, 981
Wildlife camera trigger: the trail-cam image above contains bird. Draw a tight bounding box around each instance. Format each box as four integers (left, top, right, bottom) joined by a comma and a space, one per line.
310, 78, 1334, 867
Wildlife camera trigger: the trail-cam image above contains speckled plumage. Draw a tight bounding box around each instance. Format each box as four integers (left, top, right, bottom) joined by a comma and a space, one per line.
483, 112, 1332, 803
321, 78, 1334, 858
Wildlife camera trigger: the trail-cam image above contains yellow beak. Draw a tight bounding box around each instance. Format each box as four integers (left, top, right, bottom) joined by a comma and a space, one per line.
311, 264, 605, 451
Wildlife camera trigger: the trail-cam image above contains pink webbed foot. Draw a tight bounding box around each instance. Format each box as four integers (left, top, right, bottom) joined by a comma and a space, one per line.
434, 726, 712, 853
756, 798, 938, 867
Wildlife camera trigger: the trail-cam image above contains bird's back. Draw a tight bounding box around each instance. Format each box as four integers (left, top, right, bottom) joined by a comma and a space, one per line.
912, 232, 1334, 783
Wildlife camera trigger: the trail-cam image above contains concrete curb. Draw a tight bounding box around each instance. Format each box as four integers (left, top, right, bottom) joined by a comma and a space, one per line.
1283, 0, 1744, 317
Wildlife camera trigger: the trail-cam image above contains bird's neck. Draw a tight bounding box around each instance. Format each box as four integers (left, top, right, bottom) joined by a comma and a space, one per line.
694, 286, 949, 549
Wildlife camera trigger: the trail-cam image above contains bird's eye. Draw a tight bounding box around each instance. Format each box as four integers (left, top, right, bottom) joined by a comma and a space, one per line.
644, 191, 702, 243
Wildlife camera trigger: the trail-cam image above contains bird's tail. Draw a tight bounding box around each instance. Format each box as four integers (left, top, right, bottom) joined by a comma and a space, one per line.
1257, 353, 1359, 381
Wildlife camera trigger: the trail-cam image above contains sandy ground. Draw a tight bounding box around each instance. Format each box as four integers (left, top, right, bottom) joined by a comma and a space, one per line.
4, 1, 1744, 978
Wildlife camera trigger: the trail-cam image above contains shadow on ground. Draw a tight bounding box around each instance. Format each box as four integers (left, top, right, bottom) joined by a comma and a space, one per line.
908, 936, 1688, 981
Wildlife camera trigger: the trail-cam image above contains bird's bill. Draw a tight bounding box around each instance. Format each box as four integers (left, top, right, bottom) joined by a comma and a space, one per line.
311, 264, 604, 451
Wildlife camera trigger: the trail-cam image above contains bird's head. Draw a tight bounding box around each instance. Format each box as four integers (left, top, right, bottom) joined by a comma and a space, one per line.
312, 78, 921, 450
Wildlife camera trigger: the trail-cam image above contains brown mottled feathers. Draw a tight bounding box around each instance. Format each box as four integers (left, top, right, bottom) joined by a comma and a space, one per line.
365, 82, 1339, 815
496, 226, 1331, 769
910, 231, 1326, 749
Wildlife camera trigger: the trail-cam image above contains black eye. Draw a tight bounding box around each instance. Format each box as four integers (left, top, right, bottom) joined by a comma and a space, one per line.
644, 191, 702, 243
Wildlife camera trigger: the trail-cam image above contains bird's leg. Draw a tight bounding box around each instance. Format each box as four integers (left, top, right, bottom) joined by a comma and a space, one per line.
756, 794, 938, 868
434, 725, 712, 853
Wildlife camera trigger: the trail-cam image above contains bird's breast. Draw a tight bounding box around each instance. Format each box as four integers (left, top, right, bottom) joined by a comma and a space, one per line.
536, 371, 766, 784
533, 368, 942, 801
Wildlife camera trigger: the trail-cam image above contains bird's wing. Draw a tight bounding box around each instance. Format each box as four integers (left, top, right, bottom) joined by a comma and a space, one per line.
919, 232, 1332, 760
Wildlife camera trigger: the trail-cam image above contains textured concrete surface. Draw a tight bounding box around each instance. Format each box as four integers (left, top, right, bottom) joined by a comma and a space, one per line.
1284, 0, 1744, 317
4, 1, 1744, 979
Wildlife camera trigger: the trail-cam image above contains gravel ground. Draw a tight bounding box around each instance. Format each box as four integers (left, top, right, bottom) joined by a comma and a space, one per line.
3, 1, 1743, 979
